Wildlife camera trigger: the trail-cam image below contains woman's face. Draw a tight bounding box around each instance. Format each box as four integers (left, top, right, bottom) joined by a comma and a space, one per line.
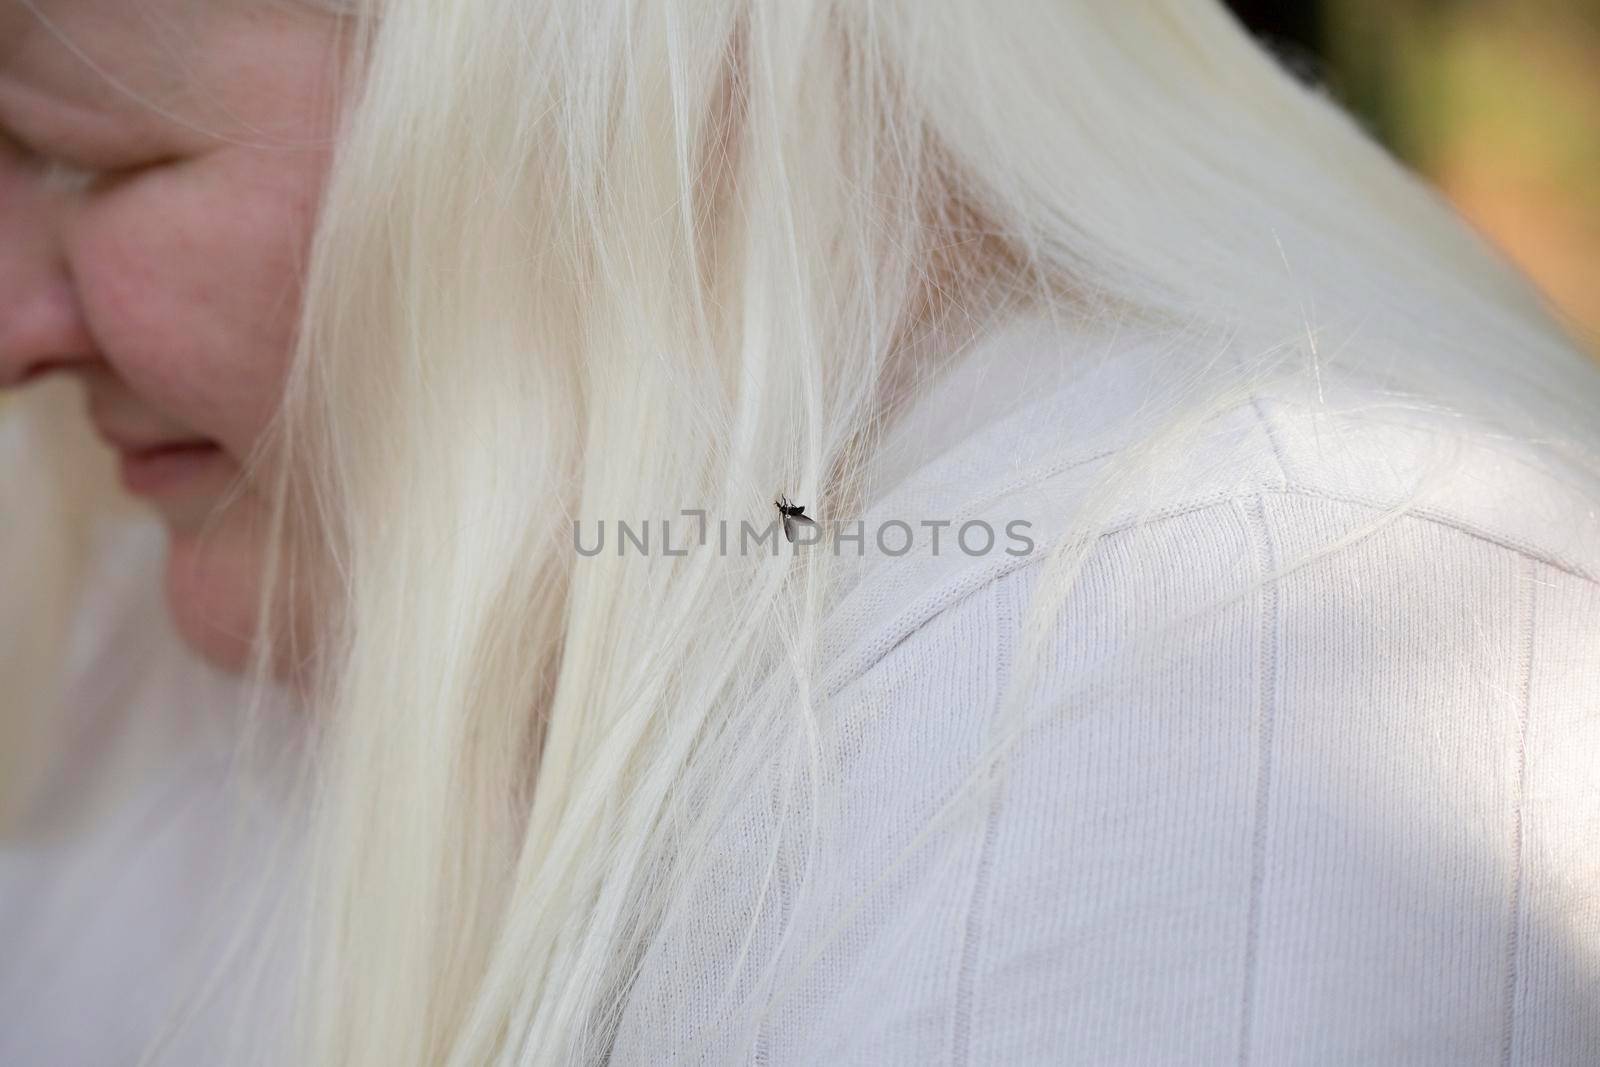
0, 0, 345, 676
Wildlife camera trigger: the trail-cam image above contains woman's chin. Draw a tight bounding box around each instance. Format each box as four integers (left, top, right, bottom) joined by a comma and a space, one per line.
164, 517, 265, 678
162, 500, 321, 693
157, 462, 321, 686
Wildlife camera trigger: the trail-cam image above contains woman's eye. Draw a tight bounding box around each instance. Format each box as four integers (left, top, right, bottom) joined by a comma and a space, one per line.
0, 123, 163, 187
1, 127, 83, 178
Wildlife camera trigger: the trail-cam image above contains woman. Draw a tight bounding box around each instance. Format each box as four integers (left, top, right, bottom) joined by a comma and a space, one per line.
2, 0, 1597, 1063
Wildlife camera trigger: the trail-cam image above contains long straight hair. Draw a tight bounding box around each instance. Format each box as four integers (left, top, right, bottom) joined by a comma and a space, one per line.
3, 1, 1597, 1064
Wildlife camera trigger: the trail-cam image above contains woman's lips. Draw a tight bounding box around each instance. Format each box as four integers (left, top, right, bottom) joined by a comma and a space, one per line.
117, 440, 225, 496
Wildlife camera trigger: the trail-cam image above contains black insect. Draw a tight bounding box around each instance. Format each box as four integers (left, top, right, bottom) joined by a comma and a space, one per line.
775, 494, 817, 544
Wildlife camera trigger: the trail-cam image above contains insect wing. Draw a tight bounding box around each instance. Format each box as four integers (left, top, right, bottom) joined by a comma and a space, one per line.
775, 496, 817, 544
786, 512, 817, 544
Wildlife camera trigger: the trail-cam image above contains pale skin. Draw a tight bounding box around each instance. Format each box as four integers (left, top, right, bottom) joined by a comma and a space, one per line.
0, 0, 346, 677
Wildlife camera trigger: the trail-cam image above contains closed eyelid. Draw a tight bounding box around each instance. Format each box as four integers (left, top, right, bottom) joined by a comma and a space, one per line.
1, 125, 100, 188
3, 122, 165, 194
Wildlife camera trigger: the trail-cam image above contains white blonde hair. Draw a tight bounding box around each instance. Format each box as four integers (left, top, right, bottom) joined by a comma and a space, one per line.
3, 1, 1598, 1064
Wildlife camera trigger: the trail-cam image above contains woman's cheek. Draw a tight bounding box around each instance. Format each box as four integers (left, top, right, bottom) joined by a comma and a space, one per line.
68, 155, 310, 462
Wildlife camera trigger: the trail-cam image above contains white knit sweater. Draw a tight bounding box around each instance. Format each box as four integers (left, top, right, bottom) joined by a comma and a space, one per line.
3, 313, 1597, 1064
608, 314, 1600, 1064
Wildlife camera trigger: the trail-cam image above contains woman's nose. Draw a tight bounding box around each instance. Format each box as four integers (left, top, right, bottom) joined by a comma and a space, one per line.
0, 273, 100, 388
0, 153, 100, 389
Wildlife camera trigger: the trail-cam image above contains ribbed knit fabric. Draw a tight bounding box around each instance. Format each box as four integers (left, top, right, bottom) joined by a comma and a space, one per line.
3, 314, 1597, 1064
608, 315, 1600, 1064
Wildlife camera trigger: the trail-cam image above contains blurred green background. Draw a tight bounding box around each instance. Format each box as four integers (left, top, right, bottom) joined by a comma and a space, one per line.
1226, 0, 1600, 360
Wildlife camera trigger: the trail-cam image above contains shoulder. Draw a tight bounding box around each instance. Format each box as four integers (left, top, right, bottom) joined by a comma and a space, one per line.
820, 311, 1600, 694
610, 316, 1600, 1063
612, 314, 1600, 1062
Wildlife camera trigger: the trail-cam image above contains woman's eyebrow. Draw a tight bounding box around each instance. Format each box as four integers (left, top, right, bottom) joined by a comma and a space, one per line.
0, 8, 196, 152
